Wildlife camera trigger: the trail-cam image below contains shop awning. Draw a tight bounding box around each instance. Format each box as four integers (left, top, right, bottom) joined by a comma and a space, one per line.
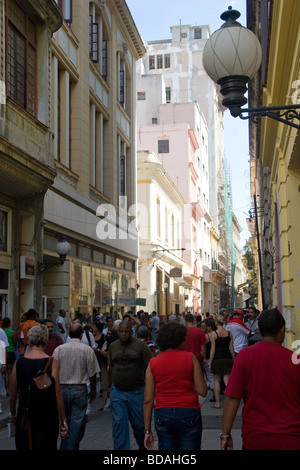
173, 277, 200, 292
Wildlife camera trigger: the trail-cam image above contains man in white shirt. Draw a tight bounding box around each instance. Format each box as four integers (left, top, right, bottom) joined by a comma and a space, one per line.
53, 323, 100, 450
54, 309, 67, 343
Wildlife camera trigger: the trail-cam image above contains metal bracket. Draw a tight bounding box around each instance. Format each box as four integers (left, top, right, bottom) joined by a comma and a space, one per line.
239, 105, 300, 129
38, 261, 64, 273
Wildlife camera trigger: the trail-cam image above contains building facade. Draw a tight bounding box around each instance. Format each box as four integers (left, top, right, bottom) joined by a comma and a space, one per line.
0, 0, 62, 321
247, 0, 300, 347
136, 100, 210, 314
43, 0, 145, 321
137, 150, 187, 318
136, 22, 241, 314
0, 0, 145, 324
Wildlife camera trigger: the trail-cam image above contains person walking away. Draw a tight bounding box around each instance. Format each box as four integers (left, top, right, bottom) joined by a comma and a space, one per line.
221, 308, 300, 450
137, 325, 157, 356
107, 320, 152, 450
143, 322, 207, 451
9, 325, 68, 450
209, 315, 235, 409
200, 318, 217, 402
245, 307, 261, 345
52, 323, 100, 450
184, 313, 207, 371
225, 309, 250, 355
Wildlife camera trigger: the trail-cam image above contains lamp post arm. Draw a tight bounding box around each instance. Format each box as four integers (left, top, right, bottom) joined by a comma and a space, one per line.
239, 105, 300, 130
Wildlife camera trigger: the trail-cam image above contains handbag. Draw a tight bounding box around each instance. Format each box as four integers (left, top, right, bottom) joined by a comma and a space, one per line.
32, 357, 53, 389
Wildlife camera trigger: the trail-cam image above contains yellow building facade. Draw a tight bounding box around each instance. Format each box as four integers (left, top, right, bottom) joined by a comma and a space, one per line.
248, 0, 300, 348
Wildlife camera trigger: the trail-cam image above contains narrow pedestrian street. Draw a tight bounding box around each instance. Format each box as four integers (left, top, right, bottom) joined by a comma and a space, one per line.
0, 391, 242, 452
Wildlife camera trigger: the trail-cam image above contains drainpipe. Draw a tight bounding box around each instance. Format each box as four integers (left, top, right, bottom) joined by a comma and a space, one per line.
274, 201, 283, 313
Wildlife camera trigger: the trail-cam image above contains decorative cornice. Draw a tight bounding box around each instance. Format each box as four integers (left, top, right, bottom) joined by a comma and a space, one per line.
114, 0, 146, 59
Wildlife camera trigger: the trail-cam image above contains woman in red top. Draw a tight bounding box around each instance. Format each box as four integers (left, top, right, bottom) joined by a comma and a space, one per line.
143, 322, 207, 450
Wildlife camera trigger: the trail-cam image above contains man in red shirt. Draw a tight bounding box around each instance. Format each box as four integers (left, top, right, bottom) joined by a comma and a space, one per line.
221, 309, 300, 450
184, 313, 207, 368
43, 318, 63, 355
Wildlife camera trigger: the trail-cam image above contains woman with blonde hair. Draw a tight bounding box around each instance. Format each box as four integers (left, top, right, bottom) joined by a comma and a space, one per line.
209, 314, 235, 409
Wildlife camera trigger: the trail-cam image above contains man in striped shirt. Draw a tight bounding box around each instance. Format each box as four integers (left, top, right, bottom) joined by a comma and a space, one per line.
53, 323, 100, 450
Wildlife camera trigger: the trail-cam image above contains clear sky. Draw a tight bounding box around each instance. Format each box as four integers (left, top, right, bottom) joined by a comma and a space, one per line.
126, 0, 252, 248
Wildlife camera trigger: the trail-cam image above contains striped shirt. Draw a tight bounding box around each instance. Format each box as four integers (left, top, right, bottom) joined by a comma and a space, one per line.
52, 338, 100, 384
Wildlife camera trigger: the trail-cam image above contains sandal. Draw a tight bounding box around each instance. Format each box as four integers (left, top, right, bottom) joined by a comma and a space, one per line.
211, 404, 221, 409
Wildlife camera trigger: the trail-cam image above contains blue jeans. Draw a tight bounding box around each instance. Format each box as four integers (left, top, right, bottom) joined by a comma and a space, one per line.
110, 385, 145, 450
59, 385, 88, 450
154, 407, 203, 450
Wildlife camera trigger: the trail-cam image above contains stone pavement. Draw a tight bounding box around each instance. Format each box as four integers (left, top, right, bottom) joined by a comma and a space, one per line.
0, 389, 243, 451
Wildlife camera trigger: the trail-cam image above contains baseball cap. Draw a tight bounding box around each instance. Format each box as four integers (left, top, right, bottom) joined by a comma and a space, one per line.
234, 309, 244, 315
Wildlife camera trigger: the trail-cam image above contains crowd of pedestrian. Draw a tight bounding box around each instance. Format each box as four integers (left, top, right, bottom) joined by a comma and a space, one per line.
0, 305, 300, 450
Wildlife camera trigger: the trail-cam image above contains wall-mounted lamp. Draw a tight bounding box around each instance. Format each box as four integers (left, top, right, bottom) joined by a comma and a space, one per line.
39, 236, 71, 272
202, 6, 300, 129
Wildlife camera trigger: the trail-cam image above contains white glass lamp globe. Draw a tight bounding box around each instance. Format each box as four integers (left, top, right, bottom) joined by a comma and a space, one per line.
203, 24, 262, 83
56, 237, 71, 262
202, 6, 262, 116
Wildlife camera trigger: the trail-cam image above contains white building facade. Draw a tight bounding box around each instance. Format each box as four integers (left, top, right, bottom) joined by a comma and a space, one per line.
137, 151, 188, 317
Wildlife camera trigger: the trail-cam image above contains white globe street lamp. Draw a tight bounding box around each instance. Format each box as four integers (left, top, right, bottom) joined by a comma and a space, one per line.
202, 6, 300, 129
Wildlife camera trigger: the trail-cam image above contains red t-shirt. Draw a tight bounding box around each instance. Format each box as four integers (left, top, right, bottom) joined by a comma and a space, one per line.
225, 341, 300, 450
44, 334, 63, 356
150, 350, 199, 409
184, 326, 207, 362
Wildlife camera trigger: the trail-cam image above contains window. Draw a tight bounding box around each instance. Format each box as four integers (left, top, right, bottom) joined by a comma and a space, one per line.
137, 92, 146, 100
120, 154, 126, 196
89, 16, 98, 62
117, 52, 131, 115
165, 206, 168, 242
119, 70, 124, 105
152, 118, 158, 124
166, 87, 171, 103
194, 28, 202, 39
149, 55, 155, 70
6, 1, 37, 115
57, 0, 72, 23
158, 140, 169, 154
101, 40, 107, 79
54, 63, 72, 167
0, 210, 8, 252
164, 54, 171, 68
156, 197, 161, 238
157, 55, 163, 69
